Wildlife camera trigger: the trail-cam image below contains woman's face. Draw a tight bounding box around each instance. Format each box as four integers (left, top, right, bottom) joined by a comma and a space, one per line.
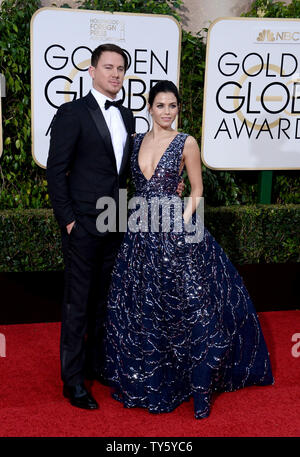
149, 91, 179, 129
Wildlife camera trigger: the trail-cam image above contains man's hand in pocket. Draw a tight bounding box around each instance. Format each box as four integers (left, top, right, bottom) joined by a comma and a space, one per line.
66, 221, 75, 235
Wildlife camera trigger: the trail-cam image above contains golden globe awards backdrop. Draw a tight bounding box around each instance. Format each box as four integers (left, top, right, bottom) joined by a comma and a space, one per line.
202, 18, 300, 170
30, 7, 181, 168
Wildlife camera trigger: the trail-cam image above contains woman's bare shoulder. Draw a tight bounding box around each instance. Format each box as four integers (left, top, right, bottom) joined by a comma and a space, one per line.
183, 135, 200, 154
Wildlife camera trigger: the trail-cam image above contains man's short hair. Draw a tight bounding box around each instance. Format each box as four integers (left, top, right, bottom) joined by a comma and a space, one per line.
91, 44, 128, 71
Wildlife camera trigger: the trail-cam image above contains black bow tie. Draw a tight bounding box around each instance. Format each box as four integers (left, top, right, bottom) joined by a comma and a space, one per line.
104, 99, 123, 110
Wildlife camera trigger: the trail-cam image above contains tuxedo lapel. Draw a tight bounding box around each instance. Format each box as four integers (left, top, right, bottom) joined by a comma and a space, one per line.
84, 92, 117, 171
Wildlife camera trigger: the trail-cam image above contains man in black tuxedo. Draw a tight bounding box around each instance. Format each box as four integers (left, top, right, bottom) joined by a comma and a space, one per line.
46, 44, 135, 410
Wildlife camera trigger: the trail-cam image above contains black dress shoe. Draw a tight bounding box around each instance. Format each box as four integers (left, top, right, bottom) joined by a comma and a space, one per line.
63, 383, 99, 410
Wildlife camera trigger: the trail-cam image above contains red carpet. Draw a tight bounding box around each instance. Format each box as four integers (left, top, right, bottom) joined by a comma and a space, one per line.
0, 311, 299, 437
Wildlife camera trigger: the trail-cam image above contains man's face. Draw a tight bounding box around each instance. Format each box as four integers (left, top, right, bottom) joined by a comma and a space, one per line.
89, 51, 125, 99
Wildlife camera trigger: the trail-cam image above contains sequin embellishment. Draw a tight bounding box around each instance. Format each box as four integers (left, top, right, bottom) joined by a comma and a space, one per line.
102, 133, 274, 419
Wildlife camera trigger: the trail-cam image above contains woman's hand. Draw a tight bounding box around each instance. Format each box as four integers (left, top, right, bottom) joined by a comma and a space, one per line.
176, 179, 185, 197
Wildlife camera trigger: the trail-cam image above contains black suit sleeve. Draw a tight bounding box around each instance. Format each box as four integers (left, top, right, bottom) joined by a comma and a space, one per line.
46, 103, 80, 228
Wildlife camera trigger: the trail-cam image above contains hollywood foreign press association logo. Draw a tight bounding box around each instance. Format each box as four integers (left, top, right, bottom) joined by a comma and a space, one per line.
89, 18, 125, 42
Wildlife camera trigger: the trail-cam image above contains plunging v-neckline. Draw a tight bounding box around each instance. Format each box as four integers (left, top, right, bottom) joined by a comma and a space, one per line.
137, 133, 180, 182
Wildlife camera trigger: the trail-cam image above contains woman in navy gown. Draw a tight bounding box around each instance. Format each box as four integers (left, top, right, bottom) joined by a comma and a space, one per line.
102, 80, 274, 419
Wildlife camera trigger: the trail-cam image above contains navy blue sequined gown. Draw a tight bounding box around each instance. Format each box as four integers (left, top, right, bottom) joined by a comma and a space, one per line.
102, 132, 274, 419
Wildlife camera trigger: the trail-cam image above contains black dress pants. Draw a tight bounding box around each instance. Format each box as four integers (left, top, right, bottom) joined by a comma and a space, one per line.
60, 220, 122, 386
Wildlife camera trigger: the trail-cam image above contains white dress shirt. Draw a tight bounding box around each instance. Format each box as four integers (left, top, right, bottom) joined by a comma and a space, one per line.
91, 88, 127, 174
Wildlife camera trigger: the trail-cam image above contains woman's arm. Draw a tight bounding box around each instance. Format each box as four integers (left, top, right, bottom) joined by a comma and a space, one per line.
182, 135, 203, 224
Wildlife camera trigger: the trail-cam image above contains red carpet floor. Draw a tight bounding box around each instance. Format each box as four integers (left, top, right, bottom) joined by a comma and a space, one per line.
0, 310, 299, 437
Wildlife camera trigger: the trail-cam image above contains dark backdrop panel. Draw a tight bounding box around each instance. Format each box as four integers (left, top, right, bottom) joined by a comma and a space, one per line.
0, 264, 299, 325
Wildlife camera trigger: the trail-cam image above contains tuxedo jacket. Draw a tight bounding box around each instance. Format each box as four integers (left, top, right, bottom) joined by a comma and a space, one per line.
46, 91, 135, 236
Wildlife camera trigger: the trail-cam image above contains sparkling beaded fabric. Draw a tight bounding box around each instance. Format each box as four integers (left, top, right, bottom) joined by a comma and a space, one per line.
102, 133, 274, 419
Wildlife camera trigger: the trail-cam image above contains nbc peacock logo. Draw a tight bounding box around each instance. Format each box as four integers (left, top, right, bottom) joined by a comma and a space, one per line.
257, 29, 300, 42
257, 30, 275, 41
